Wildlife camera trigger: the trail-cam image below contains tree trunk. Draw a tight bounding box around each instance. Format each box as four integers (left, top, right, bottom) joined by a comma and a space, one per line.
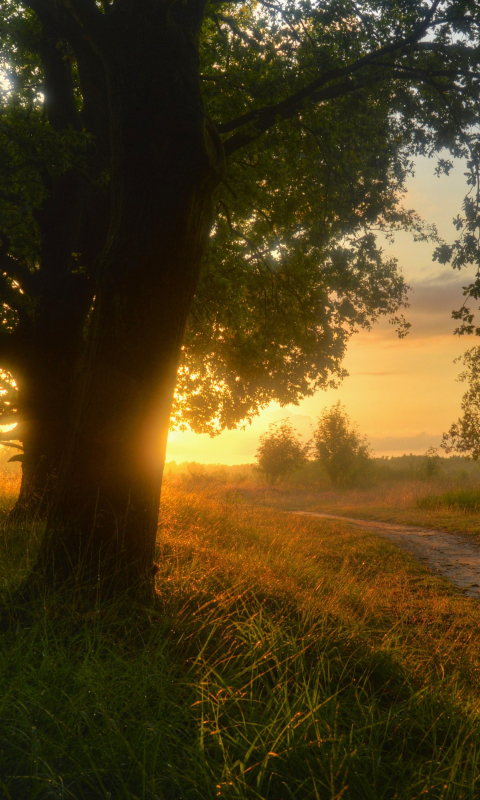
28, 11, 223, 596
11, 432, 61, 521
9, 356, 74, 520
4, 15, 111, 523
6, 265, 93, 520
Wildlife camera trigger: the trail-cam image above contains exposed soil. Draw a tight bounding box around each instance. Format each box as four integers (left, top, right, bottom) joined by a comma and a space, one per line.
293, 511, 480, 597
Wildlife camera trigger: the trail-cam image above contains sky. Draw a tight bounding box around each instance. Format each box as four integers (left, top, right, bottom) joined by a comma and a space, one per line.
166, 156, 477, 465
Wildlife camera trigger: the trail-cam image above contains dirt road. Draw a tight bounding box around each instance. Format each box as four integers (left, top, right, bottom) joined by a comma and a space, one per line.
293, 511, 480, 598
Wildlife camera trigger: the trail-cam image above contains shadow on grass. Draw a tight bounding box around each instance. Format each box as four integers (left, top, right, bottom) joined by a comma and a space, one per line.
0, 483, 480, 798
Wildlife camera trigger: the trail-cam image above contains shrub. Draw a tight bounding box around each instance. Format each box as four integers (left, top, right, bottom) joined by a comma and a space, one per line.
422, 446, 442, 479
255, 419, 307, 485
312, 402, 372, 488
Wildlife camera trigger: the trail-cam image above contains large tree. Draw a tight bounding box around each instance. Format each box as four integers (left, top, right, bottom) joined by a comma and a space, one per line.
0, 0, 415, 514
1, 0, 479, 593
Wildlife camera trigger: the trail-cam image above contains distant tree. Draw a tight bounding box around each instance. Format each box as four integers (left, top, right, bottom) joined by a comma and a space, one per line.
442, 348, 480, 459
256, 420, 307, 486
422, 446, 442, 479
312, 402, 372, 488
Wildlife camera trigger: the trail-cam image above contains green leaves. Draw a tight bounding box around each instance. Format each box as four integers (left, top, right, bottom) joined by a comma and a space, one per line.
2, 0, 480, 438
312, 401, 373, 488
172, 0, 480, 432
255, 418, 308, 484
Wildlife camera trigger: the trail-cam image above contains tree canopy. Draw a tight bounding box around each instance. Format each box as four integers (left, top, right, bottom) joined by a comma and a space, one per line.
2, 0, 479, 445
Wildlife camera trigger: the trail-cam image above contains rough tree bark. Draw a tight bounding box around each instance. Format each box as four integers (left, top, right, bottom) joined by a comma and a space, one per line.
26, 1, 223, 594
9, 275, 90, 519
2, 16, 109, 519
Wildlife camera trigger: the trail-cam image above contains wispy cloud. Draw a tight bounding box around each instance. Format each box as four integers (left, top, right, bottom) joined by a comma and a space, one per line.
370, 431, 441, 455
353, 371, 400, 376
361, 269, 476, 346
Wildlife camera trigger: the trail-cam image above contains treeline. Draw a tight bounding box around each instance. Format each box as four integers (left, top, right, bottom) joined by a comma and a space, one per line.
372, 454, 480, 482
164, 454, 480, 489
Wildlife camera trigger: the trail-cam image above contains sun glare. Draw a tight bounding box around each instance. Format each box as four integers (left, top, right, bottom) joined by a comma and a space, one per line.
0, 423, 17, 434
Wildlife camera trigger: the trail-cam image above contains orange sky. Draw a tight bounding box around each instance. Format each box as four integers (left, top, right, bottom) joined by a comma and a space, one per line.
166, 156, 476, 464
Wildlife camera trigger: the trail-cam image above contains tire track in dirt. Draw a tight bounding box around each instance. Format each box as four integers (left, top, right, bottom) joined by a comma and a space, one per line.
293, 511, 480, 598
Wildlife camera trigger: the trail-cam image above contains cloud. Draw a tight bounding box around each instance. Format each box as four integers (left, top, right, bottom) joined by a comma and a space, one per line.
353, 371, 400, 376
410, 272, 467, 312
361, 268, 477, 346
403, 271, 474, 339
369, 431, 442, 456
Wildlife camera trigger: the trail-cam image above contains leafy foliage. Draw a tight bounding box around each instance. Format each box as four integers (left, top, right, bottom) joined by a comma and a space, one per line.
312, 401, 372, 487
255, 418, 307, 484
172, 0, 480, 431
1, 0, 480, 446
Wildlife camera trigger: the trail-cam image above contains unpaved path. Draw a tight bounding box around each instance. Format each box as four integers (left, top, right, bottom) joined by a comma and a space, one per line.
293, 511, 480, 598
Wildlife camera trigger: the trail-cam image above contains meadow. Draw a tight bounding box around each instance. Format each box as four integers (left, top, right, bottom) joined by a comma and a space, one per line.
183, 456, 480, 538
2, 467, 480, 798
252, 479, 480, 537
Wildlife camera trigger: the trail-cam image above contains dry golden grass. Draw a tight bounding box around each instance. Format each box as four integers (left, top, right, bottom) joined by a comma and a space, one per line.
0, 467, 21, 511
2, 478, 480, 796
159, 482, 480, 688
212, 477, 480, 537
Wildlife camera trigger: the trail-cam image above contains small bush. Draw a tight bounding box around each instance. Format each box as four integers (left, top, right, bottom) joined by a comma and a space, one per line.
312, 402, 373, 488
422, 446, 442, 479
255, 419, 307, 485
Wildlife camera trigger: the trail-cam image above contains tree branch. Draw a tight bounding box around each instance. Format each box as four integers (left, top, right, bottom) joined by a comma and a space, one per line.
382, 63, 472, 81
223, 74, 383, 156
217, 0, 444, 143
26, 0, 104, 51
0, 241, 34, 296
0, 441, 23, 450
210, 11, 262, 49
36, 15, 82, 132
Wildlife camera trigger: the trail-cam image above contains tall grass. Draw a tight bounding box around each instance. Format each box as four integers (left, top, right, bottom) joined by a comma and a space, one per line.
197, 475, 466, 514
235, 475, 480, 535
417, 489, 480, 514
0, 466, 21, 512
1, 480, 480, 797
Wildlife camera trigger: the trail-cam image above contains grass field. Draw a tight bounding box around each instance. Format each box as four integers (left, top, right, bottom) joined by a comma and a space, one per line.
2, 474, 480, 797
219, 479, 480, 538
